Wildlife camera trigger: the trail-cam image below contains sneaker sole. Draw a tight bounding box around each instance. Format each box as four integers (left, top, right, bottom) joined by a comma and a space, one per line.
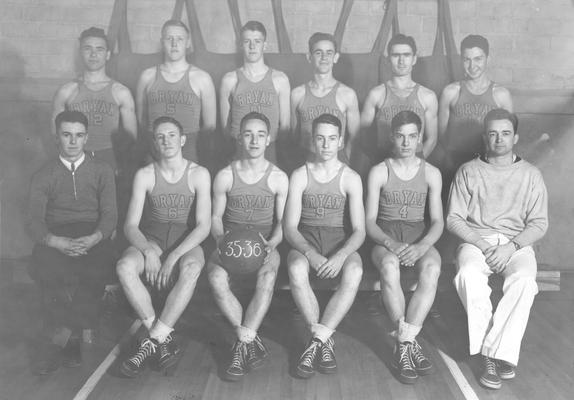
393, 361, 418, 384
296, 366, 315, 379
317, 364, 337, 374
499, 371, 515, 380
247, 358, 266, 371
158, 347, 181, 371
415, 364, 433, 376
224, 371, 245, 382
479, 376, 502, 389
119, 363, 141, 378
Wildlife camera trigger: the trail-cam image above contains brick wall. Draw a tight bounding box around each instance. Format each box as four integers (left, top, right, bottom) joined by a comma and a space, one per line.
1, 0, 574, 261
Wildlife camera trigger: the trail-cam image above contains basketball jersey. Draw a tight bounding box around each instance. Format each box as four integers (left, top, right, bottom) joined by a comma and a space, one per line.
224, 162, 275, 227
229, 68, 280, 142
377, 159, 427, 222
375, 83, 425, 152
66, 81, 119, 152
445, 81, 498, 155
300, 164, 346, 228
297, 82, 346, 152
144, 161, 195, 225
146, 66, 201, 160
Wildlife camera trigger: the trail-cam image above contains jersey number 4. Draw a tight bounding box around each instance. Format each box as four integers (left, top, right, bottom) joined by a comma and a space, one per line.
399, 205, 408, 219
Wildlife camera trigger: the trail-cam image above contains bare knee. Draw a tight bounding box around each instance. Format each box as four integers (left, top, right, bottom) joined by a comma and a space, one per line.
418, 260, 441, 287
116, 257, 140, 283
380, 255, 401, 285
178, 258, 203, 284
341, 256, 363, 288
288, 257, 310, 289
256, 266, 278, 294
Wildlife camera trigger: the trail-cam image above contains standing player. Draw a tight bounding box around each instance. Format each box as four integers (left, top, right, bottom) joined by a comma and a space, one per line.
116, 116, 211, 377
290, 32, 360, 170
28, 111, 117, 375
219, 21, 290, 164
365, 111, 443, 384
361, 34, 438, 165
52, 27, 137, 173
447, 109, 547, 389
438, 34, 513, 177
284, 114, 365, 379
137, 20, 216, 164
207, 112, 288, 381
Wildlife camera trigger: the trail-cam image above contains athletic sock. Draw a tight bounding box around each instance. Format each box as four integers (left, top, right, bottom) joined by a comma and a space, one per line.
397, 317, 422, 343
311, 323, 335, 344
236, 325, 257, 343
149, 319, 173, 344
142, 315, 156, 331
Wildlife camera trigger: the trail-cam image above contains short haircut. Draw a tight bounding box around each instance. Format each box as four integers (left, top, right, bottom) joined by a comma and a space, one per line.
308, 32, 338, 53
55, 110, 89, 132
387, 33, 417, 55
391, 110, 422, 134
152, 116, 184, 136
312, 113, 342, 136
461, 34, 489, 56
483, 108, 518, 133
161, 19, 190, 36
79, 27, 109, 49
240, 111, 270, 133
241, 20, 267, 39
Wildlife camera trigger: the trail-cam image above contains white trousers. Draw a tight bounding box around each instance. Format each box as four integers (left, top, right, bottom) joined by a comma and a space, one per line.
453, 234, 538, 366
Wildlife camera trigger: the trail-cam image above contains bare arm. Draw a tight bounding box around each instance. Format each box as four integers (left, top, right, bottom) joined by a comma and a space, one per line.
197, 70, 217, 131
365, 163, 395, 246
266, 168, 289, 248
283, 167, 316, 255
337, 168, 366, 256
420, 88, 438, 158
340, 86, 360, 161
219, 72, 237, 137
113, 82, 137, 140
211, 167, 232, 244
274, 71, 291, 141
290, 85, 305, 142
493, 85, 513, 112
51, 82, 77, 136
135, 68, 154, 132
438, 83, 458, 142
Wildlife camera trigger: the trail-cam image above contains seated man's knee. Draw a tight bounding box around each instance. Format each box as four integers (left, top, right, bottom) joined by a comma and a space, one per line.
257, 266, 278, 292
179, 257, 204, 283
419, 258, 441, 286
287, 254, 310, 287
342, 255, 363, 286
116, 256, 139, 282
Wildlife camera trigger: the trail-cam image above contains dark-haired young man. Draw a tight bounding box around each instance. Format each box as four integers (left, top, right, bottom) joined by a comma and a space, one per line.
366, 111, 443, 384
116, 116, 211, 377
52, 27, 137, 173
447, 109, 547, 390
208, 112, 288, 381
438, 34, 513, 175
28, 110, 117, 375
137, 20, 216, 164
290, 32, 360, 170
220, 21, 291, 164
361, 34, 438, 165
285, 114, 365, 379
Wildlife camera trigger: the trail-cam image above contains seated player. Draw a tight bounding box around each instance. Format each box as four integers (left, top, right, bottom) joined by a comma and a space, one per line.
365, 111, 443, 384
207, 112, 288, 381
116, 116, 211, 377
28, 110, 117, 375
447, 109, 548, 389
284, 113, 365, 379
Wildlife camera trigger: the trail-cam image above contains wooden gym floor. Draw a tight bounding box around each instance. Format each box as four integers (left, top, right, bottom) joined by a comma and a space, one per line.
0, 271, 573, 400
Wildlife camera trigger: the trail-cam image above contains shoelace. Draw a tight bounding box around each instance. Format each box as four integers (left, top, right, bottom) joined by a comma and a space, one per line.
247, 341, 257, 361
399, 343, 414, 370
320, 339, 334, 362
130, 338, 157, 367
484, 356, 497, 375
300, 341, 320, 367
158, 334, 174, 359
229, 342, 247, 370
253, 336, 267, 355
411, 340, 427, 365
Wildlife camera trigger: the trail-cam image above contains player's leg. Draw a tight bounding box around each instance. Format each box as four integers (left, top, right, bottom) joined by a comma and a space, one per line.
207, 253, 247, 381
372, 244, 404, 324
483, 245, 537, 376
241, 249, 280, 370
405, 246, 441, 376
452, 241, 499, 389
288, 248, 321, 378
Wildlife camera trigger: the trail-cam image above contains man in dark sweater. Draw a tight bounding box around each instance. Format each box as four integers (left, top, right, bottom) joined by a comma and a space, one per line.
28, 110, 117, 375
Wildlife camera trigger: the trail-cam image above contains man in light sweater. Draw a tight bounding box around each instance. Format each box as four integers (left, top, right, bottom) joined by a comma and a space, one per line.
447, 108, 548, 390
28, 110, 117, 375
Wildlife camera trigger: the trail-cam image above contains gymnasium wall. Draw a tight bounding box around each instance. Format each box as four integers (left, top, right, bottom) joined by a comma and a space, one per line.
1, 0, 573, 269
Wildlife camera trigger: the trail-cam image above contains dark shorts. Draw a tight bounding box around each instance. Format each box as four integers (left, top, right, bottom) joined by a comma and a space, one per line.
377, 220, 426, 245
224, 223, 273, 239
142, 222, 190, 254
300, 225, 348, 257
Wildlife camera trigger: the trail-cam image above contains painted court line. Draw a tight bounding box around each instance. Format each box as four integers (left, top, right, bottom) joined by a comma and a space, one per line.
434, 343, 480, 400
73, 320, 141, 400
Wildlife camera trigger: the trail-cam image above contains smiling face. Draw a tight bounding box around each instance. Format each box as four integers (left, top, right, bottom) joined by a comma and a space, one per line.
391, 122, 420, 158
309, 39, 338, 74
483, 118, 518, 158
153, 122, 185, 158
161, 25, 190, 62
57, 121, 88, 161
313, 122, 342, 161
389, 43, 416, 77
239, 118, 270, 159
462, 47, 488, 80
241, 30, 266, 63
80, 36, 109, 72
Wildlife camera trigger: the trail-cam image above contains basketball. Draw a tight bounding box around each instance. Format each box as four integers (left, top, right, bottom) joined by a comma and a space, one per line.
218, 228, 266, 274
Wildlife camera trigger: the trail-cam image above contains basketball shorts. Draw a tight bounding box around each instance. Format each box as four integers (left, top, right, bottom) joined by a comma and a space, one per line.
142, 222, 190, 254
377, 220, 426, 245
300, 225, 348, 258
224, 222, 273, 240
